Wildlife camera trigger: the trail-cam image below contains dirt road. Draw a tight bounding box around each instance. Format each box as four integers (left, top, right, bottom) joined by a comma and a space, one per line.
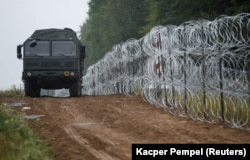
7, 95, 250, 159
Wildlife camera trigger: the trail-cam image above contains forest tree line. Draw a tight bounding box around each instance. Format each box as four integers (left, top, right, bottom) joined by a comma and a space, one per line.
80, 0, 250, 74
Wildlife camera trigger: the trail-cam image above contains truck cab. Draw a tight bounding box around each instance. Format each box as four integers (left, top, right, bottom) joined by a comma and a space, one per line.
17, 28, 85, 97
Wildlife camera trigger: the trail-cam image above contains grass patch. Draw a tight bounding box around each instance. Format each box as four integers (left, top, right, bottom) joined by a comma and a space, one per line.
176, 90, 250, 128
185, 91, 250, 127
0, 85, 24, 98
143, 86, 250, 129
133, 84, 143, 96
0, 88, 53, 160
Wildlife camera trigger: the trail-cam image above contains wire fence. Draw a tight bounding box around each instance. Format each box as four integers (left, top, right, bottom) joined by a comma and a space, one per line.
82, 13, 250, 131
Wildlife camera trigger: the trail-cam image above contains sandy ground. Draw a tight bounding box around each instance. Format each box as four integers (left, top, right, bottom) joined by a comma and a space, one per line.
3, 94, 250, 160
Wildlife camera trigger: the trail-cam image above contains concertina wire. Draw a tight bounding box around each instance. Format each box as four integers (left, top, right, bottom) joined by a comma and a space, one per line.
82, 13, 250, 132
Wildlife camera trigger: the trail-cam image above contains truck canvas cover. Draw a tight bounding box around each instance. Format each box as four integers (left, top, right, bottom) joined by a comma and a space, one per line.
30, 28, 79, 41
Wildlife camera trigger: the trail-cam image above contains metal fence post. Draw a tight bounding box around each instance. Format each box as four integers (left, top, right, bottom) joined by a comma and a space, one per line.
167, 28, 175, 108
184, 50, 187, 114
248, 55, 250, 104
183, 24, 187, 115
201, 25, 207, 119
217, 21, 225, 122
202, 49, 207, 119
219, 48, 225, 121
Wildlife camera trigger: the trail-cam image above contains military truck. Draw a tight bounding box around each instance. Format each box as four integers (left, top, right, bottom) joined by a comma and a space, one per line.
17, 28, 86, 97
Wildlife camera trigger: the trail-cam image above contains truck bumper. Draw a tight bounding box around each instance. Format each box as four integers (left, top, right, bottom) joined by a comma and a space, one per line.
22, 70, 81, 89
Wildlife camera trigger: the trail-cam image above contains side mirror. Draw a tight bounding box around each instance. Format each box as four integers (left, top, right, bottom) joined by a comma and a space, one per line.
17, 45, 23, 59
81, 45, 86, 59
30, 40, 37, 47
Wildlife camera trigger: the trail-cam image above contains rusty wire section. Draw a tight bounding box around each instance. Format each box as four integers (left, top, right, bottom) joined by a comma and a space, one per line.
82, 13, 250, 131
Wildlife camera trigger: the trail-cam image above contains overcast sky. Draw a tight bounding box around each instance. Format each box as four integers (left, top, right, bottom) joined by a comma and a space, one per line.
0, 0, 89, 90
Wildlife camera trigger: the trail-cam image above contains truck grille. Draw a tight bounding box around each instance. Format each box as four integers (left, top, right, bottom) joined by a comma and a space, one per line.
65, 61, 73, 68
25, 62, 39, 67
41, 61, 61, 67
24, 59, 76, 70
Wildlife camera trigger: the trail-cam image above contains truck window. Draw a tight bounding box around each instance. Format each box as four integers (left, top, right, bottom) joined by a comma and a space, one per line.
52, 41, 76, 56
25, 41, 50, 56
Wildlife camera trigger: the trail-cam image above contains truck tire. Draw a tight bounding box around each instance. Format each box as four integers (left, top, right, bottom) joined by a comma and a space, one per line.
70, 81, 82, 97
24, 81, 31, 97
24, 81, 40, 97
33, 87, 41, 97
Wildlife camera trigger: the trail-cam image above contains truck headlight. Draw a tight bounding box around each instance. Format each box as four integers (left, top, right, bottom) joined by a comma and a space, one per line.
64, 71, 70, 77
27, 72, 32, 76
70, 72, 75, 76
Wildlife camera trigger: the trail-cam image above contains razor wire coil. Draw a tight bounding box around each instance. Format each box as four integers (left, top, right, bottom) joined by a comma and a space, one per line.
82, 13, 250, 131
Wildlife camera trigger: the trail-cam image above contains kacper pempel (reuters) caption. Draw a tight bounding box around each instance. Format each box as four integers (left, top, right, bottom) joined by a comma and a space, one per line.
132, 144, 249, 160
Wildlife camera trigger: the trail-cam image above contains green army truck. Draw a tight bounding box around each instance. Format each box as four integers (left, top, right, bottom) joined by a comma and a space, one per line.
17, 28, 86, 97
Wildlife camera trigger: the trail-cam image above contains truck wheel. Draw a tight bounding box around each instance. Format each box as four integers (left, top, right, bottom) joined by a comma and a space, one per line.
24, 81, 32, 97
24, 81, 40, 97
70, 81, 82, 97
33, 87, 41, 97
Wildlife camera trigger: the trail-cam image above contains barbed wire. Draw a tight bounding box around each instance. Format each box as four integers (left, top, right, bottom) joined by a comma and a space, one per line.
82, 13, 250, 131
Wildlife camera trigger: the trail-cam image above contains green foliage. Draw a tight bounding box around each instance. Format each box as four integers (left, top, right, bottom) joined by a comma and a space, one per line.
141, 0, 250, 34
80, 0, 250, 73
227, 0, 250, 14
80, 0, 148, 74
0, 85, 24, 98
0, 104, 53, 160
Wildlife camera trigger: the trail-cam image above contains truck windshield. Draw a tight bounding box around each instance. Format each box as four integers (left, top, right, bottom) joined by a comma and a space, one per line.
25, 41, 50, 56
52, 41, 76, 56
